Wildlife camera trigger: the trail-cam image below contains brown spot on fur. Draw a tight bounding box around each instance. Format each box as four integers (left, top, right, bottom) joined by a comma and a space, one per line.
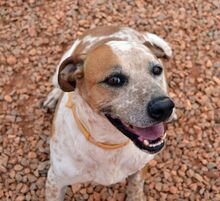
127, 171, 146, 201
77, 44, 120, 110
72, 37, 125, 59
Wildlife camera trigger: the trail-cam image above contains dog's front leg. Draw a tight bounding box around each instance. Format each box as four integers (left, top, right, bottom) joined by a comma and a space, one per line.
46, 167, 67, 201
126, 170, 146, 201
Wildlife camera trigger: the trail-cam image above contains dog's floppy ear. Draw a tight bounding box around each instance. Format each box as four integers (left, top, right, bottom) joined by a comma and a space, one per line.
58, 55, 85, 92
143, 33, 172, 59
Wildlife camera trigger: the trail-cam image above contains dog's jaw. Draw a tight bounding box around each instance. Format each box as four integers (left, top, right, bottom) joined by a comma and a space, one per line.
71, 89, 129, 145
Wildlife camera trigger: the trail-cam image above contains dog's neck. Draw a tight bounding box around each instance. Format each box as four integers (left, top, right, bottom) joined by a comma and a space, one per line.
70, 90, 128, 145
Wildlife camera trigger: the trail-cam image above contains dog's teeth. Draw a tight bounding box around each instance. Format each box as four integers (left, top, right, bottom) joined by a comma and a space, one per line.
148, 139, 163, 147
143, 140, 149, 146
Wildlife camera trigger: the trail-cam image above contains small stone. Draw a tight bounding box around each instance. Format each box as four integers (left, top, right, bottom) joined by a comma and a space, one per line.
0, 165, 7, 173
28, 152, 37, 159
15, 195, 25, 201
4, 95, 13, 103
213, 61, 220, 68
37, 161, 48, 171
206, 59, 212, 68
83, 193, 89, 200
199, 188, 205, 195
20, 159, 28, 166
117, 193, 125, 201
207, 163, 216, 170
28, 27, 37, 37
155, 182, 163, 191
25, 194, 32, 201
80, 188, 87, 195
169, 186, 178, 194
14, 164, 23, 171
148, 197, 155, 201
88, 195, 94, 201
28, 174, 37, 182
194, 173, 204, 182
7, 55, 17, 65
149, 159, 157, 167
20, 184, 29, 194
190, 183, 197, 191
36, 177, 45, 189
186, 169, 194, 177
15, 173, 23, 182
29, 48, 37, 56
9, 170, 16, 178
87, 186, 94, 194
71, 184, 82, 193
30, 183, 37, 191
93, 192, 101, 201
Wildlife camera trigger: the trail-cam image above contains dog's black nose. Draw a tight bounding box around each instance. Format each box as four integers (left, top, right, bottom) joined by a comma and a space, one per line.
148, 96, 175, 121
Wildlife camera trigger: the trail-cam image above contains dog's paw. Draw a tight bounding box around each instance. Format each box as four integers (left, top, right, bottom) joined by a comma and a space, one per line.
42, 88, 62, 110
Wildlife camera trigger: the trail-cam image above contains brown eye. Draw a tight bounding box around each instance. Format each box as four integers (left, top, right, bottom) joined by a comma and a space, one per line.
103, 73, 128, 87
152, 65, 163, 76
108, 77, 121, 85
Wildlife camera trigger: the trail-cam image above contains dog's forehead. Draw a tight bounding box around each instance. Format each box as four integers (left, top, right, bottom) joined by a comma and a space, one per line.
106, 41, 157, 71
84, 41, 158, 80
106, 41, 155, 60
105, 41, 158, 74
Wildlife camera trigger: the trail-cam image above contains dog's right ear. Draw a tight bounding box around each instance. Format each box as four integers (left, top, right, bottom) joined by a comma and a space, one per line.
58, 56, 84, 92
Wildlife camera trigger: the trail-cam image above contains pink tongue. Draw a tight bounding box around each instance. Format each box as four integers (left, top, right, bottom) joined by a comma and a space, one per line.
128, 123, 164, 141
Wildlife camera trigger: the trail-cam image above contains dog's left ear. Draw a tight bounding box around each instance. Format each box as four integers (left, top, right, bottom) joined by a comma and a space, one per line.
58, 55, 85, 92
143, 33, 172, 59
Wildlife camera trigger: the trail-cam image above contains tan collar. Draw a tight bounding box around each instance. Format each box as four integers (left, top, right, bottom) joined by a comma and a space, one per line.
66, 93, 130, 150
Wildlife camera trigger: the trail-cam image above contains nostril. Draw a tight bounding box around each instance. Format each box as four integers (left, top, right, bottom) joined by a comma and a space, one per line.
149, 107, 163, 118
148, 97, 175, 121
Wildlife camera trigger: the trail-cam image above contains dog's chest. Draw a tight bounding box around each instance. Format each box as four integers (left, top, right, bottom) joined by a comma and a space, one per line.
51, 93, 154, 185
87, 145, 154, 185
52, 137, 153, 186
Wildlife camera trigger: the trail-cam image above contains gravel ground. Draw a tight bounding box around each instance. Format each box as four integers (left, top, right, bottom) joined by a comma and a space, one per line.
0, 0, 219, 200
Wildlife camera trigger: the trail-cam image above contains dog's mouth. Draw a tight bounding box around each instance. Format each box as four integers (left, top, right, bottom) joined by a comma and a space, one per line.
106, 115, 166, 154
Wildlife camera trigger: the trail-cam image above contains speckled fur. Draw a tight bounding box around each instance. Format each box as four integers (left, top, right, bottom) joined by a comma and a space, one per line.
44, 26, 174, 201
126, 171, 146, 201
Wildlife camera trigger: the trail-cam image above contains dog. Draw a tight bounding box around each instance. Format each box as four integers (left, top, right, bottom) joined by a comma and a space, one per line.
43, 26, 176, 201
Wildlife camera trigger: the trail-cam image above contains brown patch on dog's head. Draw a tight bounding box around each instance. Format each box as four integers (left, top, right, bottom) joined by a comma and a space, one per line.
77, 45, 121, 110
57, 36, 123, 93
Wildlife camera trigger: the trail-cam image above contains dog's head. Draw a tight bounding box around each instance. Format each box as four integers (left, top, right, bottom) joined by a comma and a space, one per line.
57, 33, 175, 154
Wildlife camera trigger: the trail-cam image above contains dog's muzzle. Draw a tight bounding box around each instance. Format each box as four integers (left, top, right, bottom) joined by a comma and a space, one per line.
105, 96, 175, 154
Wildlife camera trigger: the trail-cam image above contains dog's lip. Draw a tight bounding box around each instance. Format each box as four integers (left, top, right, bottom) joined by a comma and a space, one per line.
105, 114, 166, 154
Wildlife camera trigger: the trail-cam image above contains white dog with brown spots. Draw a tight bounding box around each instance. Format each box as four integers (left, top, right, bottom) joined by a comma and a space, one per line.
44, 26, 176, 201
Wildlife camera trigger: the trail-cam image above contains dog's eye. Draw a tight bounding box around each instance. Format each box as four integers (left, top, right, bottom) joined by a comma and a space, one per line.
152, 65, 163, 76
103, 74, 127, 87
